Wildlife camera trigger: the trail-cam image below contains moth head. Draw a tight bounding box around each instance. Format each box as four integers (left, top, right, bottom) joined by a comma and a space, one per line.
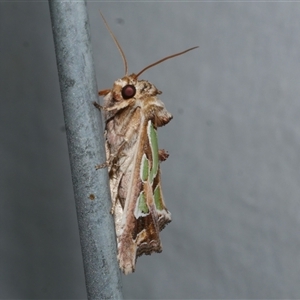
113, 75, 160, 101
106, 75, 138, 102
99, 11, 198, 97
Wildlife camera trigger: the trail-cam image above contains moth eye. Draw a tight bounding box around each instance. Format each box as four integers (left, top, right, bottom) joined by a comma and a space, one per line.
121, 85, 136, 100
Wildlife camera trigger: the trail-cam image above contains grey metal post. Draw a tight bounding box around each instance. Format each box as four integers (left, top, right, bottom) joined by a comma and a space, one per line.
48, 1, 123, 299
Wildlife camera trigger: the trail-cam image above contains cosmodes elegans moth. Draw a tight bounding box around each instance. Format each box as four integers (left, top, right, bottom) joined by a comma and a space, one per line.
94, 12, 198, 274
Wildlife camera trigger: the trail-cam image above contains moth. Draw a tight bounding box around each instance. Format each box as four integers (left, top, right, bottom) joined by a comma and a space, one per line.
94, 12, 198, 274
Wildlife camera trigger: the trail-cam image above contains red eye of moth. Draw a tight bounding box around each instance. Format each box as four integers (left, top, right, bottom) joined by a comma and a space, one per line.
122, 84, 136, 99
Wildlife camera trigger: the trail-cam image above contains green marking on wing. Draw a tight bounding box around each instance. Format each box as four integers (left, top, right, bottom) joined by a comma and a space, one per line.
148, 121, 159, 183
137, 191, 149, 214
140, 153, 149, 182
154, 185, 164, 211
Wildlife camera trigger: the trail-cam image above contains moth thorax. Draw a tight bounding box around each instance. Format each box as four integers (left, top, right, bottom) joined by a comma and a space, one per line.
134, 80, 160, 97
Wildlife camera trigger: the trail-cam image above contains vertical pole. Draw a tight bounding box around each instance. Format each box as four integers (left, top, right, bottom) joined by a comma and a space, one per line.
48, 1, 123, 299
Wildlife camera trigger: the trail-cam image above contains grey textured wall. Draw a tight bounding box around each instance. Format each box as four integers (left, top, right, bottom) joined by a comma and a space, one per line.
1, 1, 300, 299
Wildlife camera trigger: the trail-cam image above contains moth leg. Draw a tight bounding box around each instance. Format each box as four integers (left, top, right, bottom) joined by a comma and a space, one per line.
93, 101, 104, 111
95, 162, 109, 169
99, 89, 111, 96
94, 100, 135, 113
159, 149, 169, 162
104, 135, 131, 168
101, 98, 136, 112
95, 151, 119, 170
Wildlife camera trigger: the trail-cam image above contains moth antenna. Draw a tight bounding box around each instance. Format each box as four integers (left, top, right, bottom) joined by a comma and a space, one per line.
135, 46, 199, 79
99, 11, 128, 75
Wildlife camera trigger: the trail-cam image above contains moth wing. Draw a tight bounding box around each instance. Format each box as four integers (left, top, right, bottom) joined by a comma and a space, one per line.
116, 119, 171, 274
